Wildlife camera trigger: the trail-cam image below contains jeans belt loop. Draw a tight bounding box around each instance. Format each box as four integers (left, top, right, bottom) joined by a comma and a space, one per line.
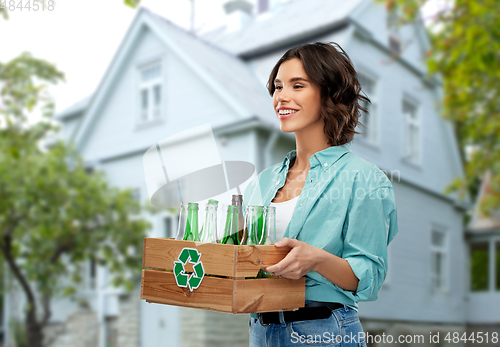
258, 313, 270, 327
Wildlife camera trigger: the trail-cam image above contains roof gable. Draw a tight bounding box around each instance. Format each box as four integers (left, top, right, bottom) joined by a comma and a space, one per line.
71, 7, 275, 151
467, 170, 500, 232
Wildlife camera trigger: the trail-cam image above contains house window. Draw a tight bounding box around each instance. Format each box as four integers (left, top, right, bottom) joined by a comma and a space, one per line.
402, 99, 420, 164
257, 0, 269, 14
164, 216, 174, 238
138, 62, 162, 123
358, 71, 378, 144
470, 242, 489, 291
430, 228, 447, 292
470, 240, 500, 292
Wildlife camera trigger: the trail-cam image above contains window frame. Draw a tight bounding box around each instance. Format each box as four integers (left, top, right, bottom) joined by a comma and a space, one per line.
430, 226, 449, 294
136, 60, 163, 126
401, 96, 421, 165
469, 239, 491, 292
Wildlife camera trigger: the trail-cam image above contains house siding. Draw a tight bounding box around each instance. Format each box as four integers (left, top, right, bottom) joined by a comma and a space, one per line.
81, 27, 238, 163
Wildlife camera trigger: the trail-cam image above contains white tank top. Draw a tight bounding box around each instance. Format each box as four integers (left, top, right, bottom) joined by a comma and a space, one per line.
269, 195, 300, 241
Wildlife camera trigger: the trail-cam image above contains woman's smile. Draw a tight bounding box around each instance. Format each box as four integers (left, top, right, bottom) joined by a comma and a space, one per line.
278, 108, 299, 119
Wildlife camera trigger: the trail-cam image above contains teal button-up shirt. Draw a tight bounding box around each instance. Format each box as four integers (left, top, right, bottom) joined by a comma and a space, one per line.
243, 143, 399, 312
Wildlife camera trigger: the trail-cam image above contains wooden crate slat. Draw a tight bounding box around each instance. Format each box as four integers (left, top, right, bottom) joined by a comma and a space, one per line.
234, 245, 292, 277
232, 277, 305, 313
143, 238, 236, 277
140, 269, 234, 313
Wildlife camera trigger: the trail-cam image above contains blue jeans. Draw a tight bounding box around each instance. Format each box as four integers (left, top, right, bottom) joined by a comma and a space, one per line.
249, 302, 367, 347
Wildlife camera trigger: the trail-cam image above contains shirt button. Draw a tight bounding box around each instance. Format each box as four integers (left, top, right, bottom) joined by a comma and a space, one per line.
276, 181, 280, 185
324, 163, 328, 167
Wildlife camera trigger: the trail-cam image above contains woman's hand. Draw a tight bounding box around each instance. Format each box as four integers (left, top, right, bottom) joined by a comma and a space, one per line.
264, 237, 360, 291
264, 237, 320, 280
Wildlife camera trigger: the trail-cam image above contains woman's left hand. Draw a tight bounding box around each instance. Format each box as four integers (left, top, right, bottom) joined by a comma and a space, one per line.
264, 237, 320, 280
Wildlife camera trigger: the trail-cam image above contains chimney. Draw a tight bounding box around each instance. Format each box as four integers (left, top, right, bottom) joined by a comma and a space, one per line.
258, 0, 285, 16
223, 0, 254, 32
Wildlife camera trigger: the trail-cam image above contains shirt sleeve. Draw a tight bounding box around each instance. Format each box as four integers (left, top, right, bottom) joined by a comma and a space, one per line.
340, 186, 399, 302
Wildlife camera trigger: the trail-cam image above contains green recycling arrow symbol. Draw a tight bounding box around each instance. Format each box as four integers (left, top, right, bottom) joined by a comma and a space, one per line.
173, 247, 205, 291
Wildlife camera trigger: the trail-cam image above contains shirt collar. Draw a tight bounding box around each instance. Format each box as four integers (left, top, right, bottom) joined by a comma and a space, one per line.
278, 143, 352, 173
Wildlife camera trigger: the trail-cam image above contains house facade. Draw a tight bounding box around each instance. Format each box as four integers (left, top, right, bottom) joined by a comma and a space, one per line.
4, 0, 485, 346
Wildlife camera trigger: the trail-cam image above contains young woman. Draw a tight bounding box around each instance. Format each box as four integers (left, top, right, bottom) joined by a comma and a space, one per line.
243, 42, 399, 346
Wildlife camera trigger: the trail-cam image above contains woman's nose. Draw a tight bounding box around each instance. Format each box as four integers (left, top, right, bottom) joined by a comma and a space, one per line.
277, 88, 290, 102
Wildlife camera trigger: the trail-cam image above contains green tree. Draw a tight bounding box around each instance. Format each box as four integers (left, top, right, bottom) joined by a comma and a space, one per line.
0, 52, 151, 347
376, 0, 500, 219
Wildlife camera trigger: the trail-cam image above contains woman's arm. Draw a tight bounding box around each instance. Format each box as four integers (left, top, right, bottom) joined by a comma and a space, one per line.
264, 238, 359, 292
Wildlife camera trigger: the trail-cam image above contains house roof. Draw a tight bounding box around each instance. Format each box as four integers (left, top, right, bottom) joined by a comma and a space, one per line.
56, 2, 357, 123
466, 170, 500, 233
64, 3, 357, 147
201, 0, 365, 57
55, 94, 92, 120
68, 6, 277, 149
145, 9, 277, 126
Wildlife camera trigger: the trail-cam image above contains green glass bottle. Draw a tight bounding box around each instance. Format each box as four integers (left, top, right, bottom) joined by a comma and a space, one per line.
221, 205, 240, 245
231, 195, 246, 245
183, 203, 199, 241
257, 206, 278, 278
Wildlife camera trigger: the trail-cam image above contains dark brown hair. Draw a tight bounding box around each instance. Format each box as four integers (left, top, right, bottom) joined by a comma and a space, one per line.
267, 42, 370, 146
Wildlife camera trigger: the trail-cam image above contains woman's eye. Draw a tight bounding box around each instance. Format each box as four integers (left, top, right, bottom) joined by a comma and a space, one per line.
274, 85, 303, 90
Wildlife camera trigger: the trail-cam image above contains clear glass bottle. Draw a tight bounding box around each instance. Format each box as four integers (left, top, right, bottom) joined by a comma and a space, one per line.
263, 206, 276, 245
258, 206, 278, 278
175, 202, 189, 240
244, 205, 265, 246
183, 203, 199, 241
200, 199, 218, 243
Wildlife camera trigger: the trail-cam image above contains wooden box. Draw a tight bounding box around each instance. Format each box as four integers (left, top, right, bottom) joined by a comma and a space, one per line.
140, 238, 305, 314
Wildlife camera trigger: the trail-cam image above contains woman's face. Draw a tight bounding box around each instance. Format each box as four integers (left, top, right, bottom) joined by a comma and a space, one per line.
272, 58, 323, 134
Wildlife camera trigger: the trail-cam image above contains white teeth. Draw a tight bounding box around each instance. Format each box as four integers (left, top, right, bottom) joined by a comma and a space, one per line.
279, 109, 297, 115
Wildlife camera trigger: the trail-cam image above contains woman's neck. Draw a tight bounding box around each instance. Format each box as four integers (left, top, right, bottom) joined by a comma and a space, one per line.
292, 123, 330, 172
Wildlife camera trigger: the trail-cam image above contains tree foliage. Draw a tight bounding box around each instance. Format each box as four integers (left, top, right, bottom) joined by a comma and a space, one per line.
0, 52, 151, 347
376, 0, 500, 217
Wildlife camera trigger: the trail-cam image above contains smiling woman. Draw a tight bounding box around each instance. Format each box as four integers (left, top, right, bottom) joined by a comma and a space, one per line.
273, 60, 322, 133
243, 42, 399, 347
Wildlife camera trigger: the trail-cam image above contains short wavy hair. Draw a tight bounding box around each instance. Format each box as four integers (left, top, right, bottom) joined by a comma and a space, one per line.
266, 42, 370, 146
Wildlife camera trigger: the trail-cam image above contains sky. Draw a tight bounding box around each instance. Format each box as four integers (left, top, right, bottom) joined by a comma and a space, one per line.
0, 0, 227, 119
0, 0, 447, 121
